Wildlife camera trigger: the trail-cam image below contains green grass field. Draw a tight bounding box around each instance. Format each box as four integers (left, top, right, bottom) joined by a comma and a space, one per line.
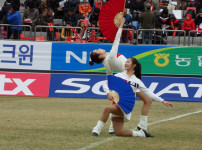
0, 96, 202, 150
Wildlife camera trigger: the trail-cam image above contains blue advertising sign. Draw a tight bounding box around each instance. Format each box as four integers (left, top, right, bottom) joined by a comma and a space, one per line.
142, 76, 202, 102
49, 73, 107, 98
49, 73, 202, 102
51, 43, 171, 71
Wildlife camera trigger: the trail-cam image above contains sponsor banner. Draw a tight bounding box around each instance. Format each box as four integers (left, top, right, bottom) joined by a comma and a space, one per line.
51, 43, 202, 75
49, 73, 107, 99
0, 40, 52, 70
0, 72, 50, 97
49, 73, 202, 102
51, 43, 170, 72
143, 76, 202, 102
139, 47, 202, 75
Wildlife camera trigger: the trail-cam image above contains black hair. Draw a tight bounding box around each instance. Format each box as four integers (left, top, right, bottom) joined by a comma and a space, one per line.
169, 14, 176, 20
91, 20, 97, 26
29, 2, 35, 9
47, 7, 53, 11
89, 51, 104, 66
11, 4, 18, 11
94, 8, 100, 14
68, 8, 74, 12
130, 57, 142, 80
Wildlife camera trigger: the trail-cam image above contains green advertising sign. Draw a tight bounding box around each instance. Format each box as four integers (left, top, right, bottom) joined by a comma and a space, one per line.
137, 47, 202, 75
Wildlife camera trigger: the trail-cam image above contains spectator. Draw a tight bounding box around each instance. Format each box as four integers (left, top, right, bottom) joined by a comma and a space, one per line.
6, 4, 22, 39
123, 8, 132, 27
87, 20, 103, 42
195, 9, 202, 35
196, 0, 202, 13
39, 0, 54, 13
89, 0, 95, 7
38, 8, 54, 41
38, 8, 54, 25
125, 0, 131, 8
121, 8, 132, 43
23, 2, 39, 28
79, 0, 92, 17
152, 22, 164, 44
77, 20, 88, 40
0, 0, 12, 24
181, 14, 196, 35
168, 14, 180, 36
130, 0, 144, 30
24, 0, 42, 10
53, 0, 65, 19
140, 3, 155, 44
157, 8, 170, 27
63, 0, 79, 14
93, 0, 104, 11
187, 0, 196, 7
60, 24, 74, 41
144, 0, 159, 16
176, 0, 186, 10
63, 8, 78, 27
89, 8, 100, 25
11, 0, 20, 11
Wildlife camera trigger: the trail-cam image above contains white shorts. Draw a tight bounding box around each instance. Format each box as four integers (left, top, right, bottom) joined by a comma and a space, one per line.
110, 113, 131, 122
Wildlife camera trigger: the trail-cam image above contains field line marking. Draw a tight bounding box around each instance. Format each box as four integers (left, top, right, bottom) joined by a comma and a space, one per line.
77, 110, 202, 150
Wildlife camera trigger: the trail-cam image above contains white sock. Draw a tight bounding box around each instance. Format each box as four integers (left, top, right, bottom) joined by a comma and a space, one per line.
132, 130, 145, 137
137, 115, 148, 131
108, 121, 114, 132
96, 120, 105, 129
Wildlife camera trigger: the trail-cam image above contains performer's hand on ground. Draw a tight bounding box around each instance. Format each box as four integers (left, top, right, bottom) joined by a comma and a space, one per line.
162, 100, 173, 107
107, 93, 114, 101
120, 17, 125, 28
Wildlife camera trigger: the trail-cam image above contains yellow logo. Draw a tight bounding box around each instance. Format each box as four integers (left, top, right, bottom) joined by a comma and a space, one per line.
154, 53, 170, 67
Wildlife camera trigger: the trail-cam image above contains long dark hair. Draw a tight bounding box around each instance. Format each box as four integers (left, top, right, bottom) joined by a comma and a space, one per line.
130, 57, 142, 80
89, 51, 104, 65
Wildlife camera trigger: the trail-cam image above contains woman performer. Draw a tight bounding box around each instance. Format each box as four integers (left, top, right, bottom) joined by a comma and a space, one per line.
89, 17, 173, 135
92, 57, 173, 137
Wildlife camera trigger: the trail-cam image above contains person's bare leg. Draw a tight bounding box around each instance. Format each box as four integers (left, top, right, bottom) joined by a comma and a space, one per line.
92, 104, 122, 136
112, 116, 146, 137
136, 91, 152, 131
100, 104, 122, 123
136, 91, 152, 116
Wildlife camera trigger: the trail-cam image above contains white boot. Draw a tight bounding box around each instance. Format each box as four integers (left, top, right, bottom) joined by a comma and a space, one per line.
92, 120, 105, 136
137, 115, 148, 131
132, 129, 146, 137
108, 121, 115, 134
132, 129, 153, 137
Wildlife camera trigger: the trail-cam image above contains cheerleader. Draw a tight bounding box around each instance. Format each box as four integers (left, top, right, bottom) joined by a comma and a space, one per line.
89, 18, 172, 135
92, 57, 173, 137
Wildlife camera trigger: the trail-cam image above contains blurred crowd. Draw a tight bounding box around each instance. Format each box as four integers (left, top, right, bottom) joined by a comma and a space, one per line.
0, 0, 202, 44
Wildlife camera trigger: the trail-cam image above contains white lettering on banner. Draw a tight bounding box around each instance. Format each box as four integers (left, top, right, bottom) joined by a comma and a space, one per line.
156, 83, 188, 97
54, 77, 201, 99
198, 56, 202, 67
66, 51, 87, 64
148, 82, 159, 93
0, 75, 35, 95
175, 55, 191, 67
55, 78, 90, 94
188, 84, 202, 98
92, 81, 106, 95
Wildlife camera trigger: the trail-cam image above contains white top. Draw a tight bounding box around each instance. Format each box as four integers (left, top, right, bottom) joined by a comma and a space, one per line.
104, 71, 164, 103
103, 27, 127, 75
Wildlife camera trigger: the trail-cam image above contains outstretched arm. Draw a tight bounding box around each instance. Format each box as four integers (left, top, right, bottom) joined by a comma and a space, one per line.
137, 79, 173, 107
109, 17, 125, 57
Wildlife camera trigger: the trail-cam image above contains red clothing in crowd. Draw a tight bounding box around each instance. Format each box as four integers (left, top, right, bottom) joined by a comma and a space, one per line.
181, 14, 196, 30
